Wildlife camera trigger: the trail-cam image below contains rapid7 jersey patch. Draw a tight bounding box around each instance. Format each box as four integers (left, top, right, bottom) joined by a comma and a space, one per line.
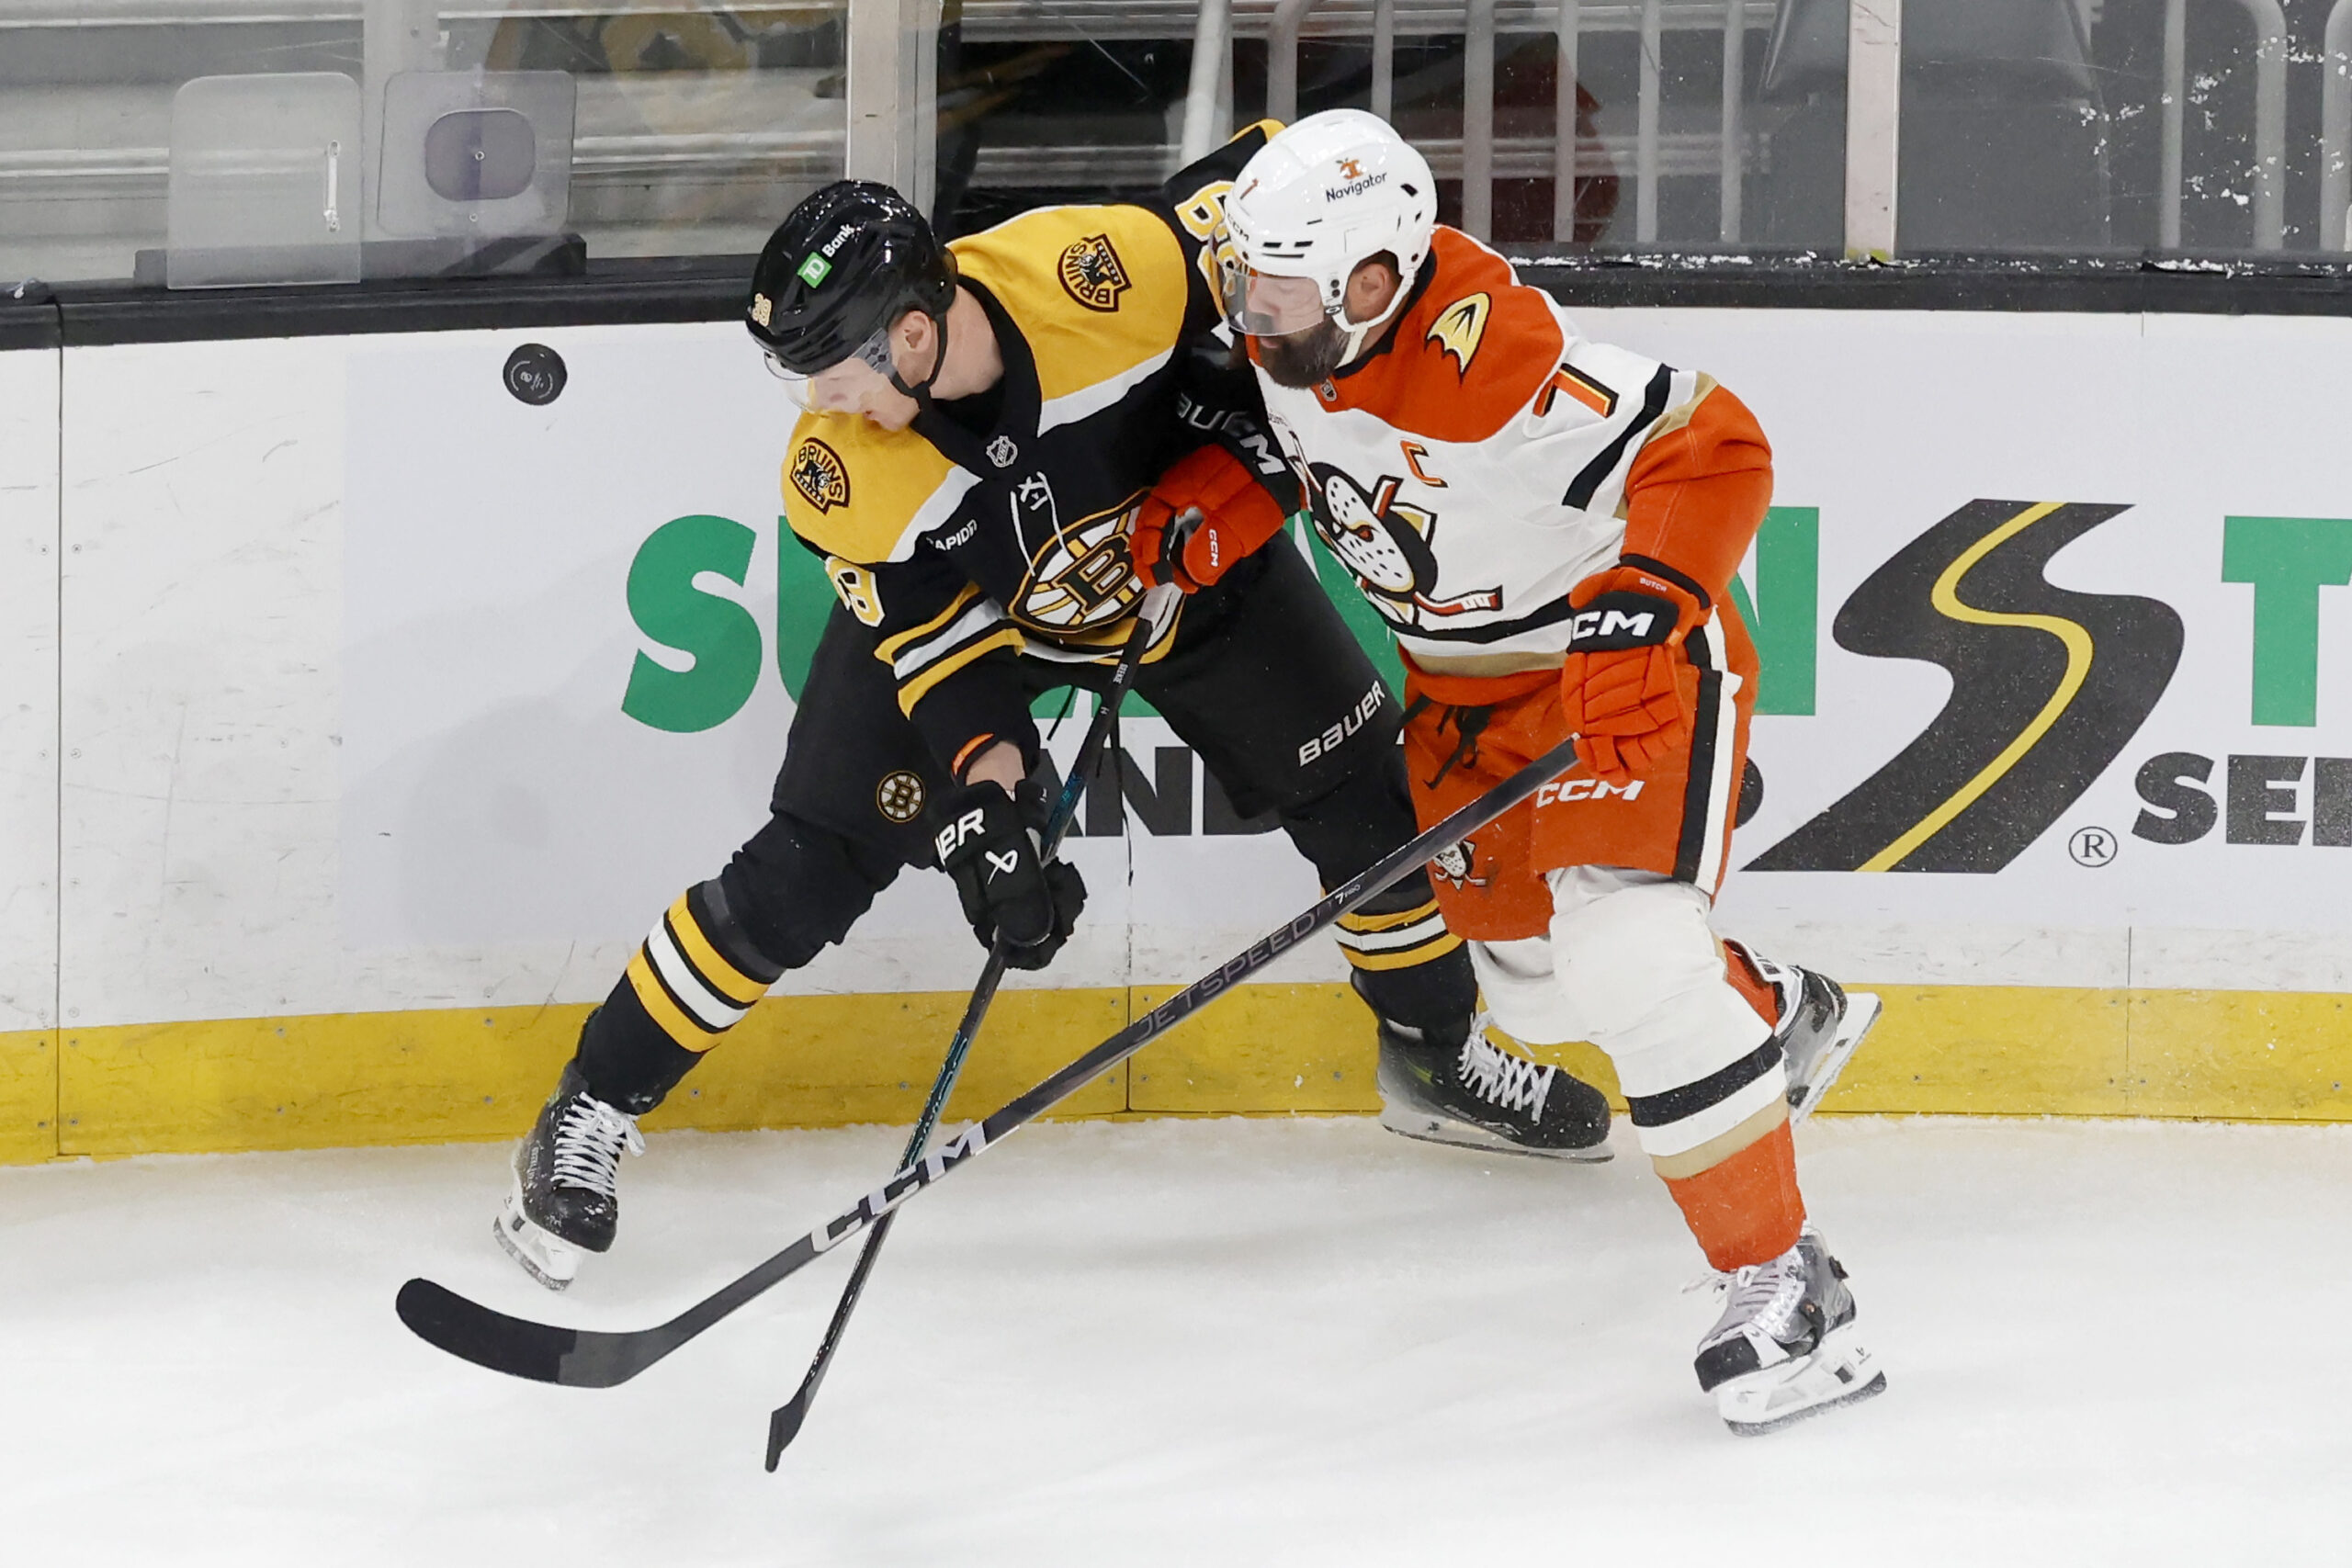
1306, 461, 1503, 628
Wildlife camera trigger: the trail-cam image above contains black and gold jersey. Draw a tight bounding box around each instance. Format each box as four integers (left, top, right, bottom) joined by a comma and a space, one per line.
779, 126, 1294, 775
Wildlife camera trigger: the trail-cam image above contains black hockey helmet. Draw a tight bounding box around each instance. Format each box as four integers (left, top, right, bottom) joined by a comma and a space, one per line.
746, 180, 957, 382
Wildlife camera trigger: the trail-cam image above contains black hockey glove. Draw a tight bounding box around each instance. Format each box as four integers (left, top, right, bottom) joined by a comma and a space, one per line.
933, 777, 1086, 971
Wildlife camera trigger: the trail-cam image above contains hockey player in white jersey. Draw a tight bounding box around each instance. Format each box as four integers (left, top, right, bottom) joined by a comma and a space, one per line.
1168, 109, 1886, 1435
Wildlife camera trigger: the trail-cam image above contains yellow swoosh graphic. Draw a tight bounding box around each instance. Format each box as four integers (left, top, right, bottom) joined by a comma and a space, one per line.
1858, 502, 2092, 873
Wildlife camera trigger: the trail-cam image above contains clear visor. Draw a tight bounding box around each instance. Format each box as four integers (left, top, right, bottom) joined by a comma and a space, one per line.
1222, 264, 1337, 339
763, 323, 898, 412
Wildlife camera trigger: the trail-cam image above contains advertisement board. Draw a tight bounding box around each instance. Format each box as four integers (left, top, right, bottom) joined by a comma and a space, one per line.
0, 346, 59, 1159
31, 303, 2352, 1156
349, 311, 2352, 995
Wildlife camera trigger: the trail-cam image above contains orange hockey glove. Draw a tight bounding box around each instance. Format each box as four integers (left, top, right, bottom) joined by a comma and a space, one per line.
1557, 563, 1708, 788
1131, 445, 1289, 592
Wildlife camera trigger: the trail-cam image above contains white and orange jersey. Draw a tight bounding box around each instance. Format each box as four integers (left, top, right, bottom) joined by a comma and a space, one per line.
1253, 227, 1764, 675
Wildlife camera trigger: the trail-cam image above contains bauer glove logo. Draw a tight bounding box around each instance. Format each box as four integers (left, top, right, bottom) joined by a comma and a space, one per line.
935, 807, 989, 862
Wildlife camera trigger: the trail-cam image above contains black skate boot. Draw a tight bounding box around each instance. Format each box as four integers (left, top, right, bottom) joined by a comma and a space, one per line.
1376, 1014, 1612, 1160
1693, 1225, 1885, 1436
1733, 945, 1882, 1122
495, 1061, 645, 1292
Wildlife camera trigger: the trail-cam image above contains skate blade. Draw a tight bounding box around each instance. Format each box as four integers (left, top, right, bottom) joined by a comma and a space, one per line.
494, 1188, 581, 1292
1718, 1326, 1885, 1437
1788, 990, 1882, 1123
1377, 1106, 1613, 1163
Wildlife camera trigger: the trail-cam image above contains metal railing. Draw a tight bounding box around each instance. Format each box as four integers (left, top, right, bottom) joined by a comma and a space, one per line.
2160, 0, 2286, 249
1192, 0, 1776, 246
11, 0, 2352, 266
2324, 0, 2352, 249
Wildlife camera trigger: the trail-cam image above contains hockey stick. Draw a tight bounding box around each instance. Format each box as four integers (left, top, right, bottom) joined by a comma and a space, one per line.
395, 731, 1585, 1392
762, 580, 1178, 1470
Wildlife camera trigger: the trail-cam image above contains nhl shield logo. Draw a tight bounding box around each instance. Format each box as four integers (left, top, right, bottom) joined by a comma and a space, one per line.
1057, 233, 1132, 312
789, 438, 851, 513
876, 770, 927, 824
987, 434, 1019, 468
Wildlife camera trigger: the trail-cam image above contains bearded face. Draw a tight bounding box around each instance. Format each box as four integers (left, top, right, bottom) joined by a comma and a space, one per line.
1255, 318, 1351, 389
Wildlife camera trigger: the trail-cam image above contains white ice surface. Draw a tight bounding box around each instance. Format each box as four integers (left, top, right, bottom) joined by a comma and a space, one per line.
4, 1116, 2348, 1565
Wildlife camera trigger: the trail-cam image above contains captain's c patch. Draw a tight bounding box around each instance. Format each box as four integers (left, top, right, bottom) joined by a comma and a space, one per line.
1057, 233, 1133, 312
789, 438, 850, 513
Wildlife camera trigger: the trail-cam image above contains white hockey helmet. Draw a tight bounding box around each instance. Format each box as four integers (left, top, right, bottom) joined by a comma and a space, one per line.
1222, 109, 1437, 357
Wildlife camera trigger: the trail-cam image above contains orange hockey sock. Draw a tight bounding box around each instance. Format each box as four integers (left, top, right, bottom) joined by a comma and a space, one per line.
1721, 942, 1781, 1029
1659, 1119, 1805, 1272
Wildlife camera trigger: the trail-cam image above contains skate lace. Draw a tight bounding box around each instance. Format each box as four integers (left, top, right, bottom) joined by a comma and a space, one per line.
1688, 1250, 1806, 1344
1456, 1030, 1555, 1122
549, 1095, 644, 1197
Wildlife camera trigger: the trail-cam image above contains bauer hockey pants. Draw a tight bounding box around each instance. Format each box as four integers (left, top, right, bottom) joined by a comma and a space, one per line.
573, 542, 1473, 1117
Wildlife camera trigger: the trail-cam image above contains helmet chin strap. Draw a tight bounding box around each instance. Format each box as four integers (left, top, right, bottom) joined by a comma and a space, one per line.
1331, 274, 1413, 372
887, 305, 952, 411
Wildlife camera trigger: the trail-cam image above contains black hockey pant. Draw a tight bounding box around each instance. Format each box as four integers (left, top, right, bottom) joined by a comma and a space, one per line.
575, 544, 1473, 1115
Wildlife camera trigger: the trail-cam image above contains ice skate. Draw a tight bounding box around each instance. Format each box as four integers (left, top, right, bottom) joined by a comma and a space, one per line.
494, 1062, 645, 1292
1376, 1014, 1612, 1161
1693, 1226, 1884, 1436
1742, 950, 1881, 1122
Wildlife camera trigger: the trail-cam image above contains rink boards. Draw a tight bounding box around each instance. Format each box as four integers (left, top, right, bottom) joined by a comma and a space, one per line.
6, 307, 2352, 1160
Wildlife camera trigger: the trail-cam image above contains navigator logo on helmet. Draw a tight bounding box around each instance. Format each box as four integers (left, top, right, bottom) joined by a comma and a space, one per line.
745, 179, 959, 410
1221, 108, 1437, 367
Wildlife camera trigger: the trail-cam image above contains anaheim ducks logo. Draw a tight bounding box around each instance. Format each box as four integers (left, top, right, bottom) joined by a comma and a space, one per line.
1307, 463, 1502, 626
789, 439, 850, 513
1058, 233, 1132, 312
1430, 840, 1487, 889
1427, 293, 1490, 375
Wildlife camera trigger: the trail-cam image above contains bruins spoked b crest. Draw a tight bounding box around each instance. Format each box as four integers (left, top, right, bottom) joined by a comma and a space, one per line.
875, 770, 927, 825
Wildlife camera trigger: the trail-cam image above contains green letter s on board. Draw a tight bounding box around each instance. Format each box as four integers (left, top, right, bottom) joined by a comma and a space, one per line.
621, 514, 763, 733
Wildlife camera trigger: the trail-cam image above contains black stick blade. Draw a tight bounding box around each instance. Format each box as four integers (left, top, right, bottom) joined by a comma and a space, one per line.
396, 1278, 586, 1385
764, 1389, 812, 1471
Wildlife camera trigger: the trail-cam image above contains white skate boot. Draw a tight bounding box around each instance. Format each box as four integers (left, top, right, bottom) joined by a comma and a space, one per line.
1736, 947, 1881, 1122
1693, 1226, 1884, 1436
494, 1062, 645, 1292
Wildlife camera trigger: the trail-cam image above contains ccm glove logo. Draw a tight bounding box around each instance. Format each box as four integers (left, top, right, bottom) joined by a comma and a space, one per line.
1565, 590, 1676, 651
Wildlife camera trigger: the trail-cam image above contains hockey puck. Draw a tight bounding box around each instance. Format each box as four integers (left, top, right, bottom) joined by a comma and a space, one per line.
503, 343, 567, 405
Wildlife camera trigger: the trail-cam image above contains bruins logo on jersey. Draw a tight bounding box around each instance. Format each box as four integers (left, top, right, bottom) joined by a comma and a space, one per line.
1019, 501, 1142, 631
875, 770, 927, 824
1057, 233, 1133, 313
790, 439, 850, 513
1427, 294, 1491, 375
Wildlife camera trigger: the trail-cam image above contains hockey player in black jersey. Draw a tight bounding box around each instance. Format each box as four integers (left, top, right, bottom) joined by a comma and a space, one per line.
497, 134, 1616, 1290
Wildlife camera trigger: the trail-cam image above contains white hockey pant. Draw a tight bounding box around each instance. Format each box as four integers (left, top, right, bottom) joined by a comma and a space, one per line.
1469, 865, 1782, 1167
